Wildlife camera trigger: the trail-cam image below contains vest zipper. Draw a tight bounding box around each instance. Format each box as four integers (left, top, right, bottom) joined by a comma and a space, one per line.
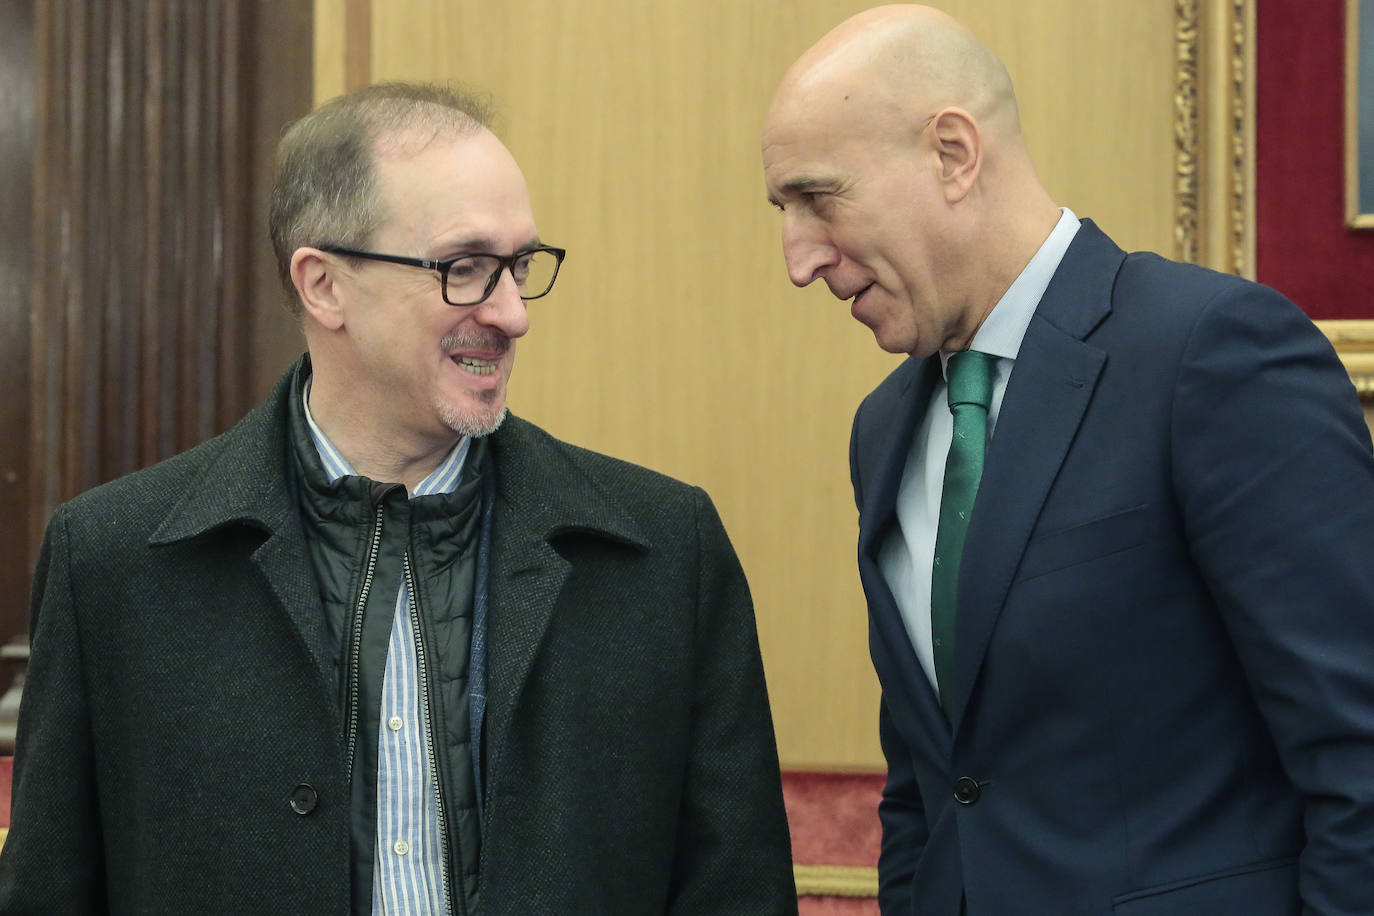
344, 505, 385, 783
404, 552, 459, 916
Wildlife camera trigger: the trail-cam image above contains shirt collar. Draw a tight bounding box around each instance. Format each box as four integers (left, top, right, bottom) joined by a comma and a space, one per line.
300, 379, 470, 497
942, 207, 1081, 374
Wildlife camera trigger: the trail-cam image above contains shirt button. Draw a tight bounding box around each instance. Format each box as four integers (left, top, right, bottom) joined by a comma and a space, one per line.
388, 715, 404, 731
393, 840, 410, 856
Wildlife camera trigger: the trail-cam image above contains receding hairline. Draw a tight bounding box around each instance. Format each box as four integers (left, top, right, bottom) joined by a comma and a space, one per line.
367, 117, 495, 168
267, 80, 501, 313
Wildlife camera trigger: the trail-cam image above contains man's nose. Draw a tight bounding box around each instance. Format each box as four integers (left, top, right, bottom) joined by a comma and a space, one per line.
474, 268, 531, 338
781, 217, 839, 287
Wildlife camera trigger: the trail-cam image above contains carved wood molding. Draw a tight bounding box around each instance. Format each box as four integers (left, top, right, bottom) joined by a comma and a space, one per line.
1175, 0, 1201, 265
1175, 0, 1254, 277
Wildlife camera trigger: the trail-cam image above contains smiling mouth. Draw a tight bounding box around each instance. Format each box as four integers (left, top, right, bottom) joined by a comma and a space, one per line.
852, 284, 874, 305
453, 355, 500, 376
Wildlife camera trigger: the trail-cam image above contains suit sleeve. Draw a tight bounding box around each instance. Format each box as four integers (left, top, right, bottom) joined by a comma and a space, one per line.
665, 488, 798, 916
1173, 284, 1374, 916
0, 507, 108, 914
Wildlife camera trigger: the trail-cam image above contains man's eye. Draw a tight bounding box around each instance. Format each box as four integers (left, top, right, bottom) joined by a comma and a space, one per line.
449, 260, 484, 280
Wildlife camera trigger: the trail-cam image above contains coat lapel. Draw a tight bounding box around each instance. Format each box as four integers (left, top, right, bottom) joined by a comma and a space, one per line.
147, 363, 334, 695
947, 220, 1123, 726
481, 416, 650, 781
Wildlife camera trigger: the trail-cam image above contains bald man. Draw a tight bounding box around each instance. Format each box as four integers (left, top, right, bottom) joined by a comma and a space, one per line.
764, 6, 1374, 915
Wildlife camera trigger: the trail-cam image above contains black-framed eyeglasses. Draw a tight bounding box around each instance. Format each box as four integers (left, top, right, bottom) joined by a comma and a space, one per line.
322, 245, 567, 307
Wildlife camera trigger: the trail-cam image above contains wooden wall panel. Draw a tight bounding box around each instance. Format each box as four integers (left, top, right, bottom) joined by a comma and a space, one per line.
0, 1, 36, 648
249, 0, 314, 398
32, 0, 252, 531
7, 0, 313, 642
318, 1, 1182, 768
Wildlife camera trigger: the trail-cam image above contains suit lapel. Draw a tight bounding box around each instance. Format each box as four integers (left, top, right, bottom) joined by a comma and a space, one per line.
856, 358, 951, 739
856, 360, 939, 565
947, 221, 1123, 726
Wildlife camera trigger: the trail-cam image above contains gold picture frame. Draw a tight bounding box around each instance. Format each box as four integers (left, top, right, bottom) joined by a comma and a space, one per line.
1182, 0, 1374, 394
1349, 0, 1374, 229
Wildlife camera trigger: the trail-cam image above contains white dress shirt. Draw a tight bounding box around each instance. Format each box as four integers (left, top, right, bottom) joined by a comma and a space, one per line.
878, 208, 1081, 690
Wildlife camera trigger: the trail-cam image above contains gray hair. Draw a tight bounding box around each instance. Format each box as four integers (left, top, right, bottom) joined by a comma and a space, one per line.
268, 81, 495, 314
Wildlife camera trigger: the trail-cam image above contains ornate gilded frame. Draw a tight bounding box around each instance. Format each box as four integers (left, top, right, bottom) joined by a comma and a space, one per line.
1178, 0, 1374, 395
1348, 0, 1374, 230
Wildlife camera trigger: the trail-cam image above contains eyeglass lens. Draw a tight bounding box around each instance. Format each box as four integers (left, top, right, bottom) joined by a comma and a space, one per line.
446, 250, 559, 304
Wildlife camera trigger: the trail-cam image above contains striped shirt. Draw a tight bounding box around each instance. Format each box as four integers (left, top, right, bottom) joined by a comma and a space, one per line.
303, 385, 468, 916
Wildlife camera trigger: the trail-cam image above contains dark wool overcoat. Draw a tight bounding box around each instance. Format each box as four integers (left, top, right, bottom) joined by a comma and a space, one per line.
0, 362, 798, 915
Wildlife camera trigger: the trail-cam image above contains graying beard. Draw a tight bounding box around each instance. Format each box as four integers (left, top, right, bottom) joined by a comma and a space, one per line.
441, 402, 507, 438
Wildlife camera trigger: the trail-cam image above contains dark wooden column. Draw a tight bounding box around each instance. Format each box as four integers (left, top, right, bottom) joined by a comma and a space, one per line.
0, 0, 38, 751
0, 2, 312, 738
27, 0, 311, 572
31, 0, 258, 535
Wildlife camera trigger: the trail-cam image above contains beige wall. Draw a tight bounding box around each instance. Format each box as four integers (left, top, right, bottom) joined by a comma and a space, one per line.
315, 0, 1179, 768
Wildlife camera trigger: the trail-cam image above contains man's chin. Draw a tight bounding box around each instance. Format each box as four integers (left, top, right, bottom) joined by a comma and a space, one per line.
871, 328, 918, 358
439, 400, 508, 438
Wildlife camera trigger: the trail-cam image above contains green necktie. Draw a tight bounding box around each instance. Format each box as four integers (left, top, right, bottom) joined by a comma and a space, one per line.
931, 350, 997, 710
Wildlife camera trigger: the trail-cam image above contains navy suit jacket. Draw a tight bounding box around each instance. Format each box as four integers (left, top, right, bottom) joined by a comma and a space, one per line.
850, 221, 1374, 915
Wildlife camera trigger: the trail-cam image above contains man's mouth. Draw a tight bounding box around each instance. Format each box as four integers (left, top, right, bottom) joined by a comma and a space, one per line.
452, 355, 500, 376
852, 284, 874, 306
443, 332, 508, 378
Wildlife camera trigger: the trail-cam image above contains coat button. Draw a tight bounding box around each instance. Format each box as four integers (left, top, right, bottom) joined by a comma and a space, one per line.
289, 784, 318, 815
953, 776, 981, 805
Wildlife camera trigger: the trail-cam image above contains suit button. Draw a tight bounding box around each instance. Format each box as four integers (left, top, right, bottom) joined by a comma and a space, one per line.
289, 784, 318, 815
953, 776, 981, 805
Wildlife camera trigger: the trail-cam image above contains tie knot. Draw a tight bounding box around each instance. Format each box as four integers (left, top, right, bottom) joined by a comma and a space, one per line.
946, 350, 997, 410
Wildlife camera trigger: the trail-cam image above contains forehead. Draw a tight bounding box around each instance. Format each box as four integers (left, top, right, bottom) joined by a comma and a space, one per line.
763, 91, 883, 200
372, 127, 536, 247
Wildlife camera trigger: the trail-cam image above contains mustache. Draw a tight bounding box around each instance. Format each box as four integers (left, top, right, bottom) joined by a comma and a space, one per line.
441, 332, 511, 354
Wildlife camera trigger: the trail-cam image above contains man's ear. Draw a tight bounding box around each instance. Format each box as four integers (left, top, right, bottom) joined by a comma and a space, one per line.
929, 107, 981, 204
291, 247, 346, 331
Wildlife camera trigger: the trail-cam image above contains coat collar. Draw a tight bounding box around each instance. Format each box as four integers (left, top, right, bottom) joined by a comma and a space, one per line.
146, 357, 652, 710
480, 414, 651, 785
147, 359, 332, 687
147, 357, 648, 558
487, 414, 650, 559
147, 364, 301, 546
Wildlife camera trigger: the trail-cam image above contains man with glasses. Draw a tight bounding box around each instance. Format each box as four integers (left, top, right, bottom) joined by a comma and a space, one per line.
0, 82, 796, 915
